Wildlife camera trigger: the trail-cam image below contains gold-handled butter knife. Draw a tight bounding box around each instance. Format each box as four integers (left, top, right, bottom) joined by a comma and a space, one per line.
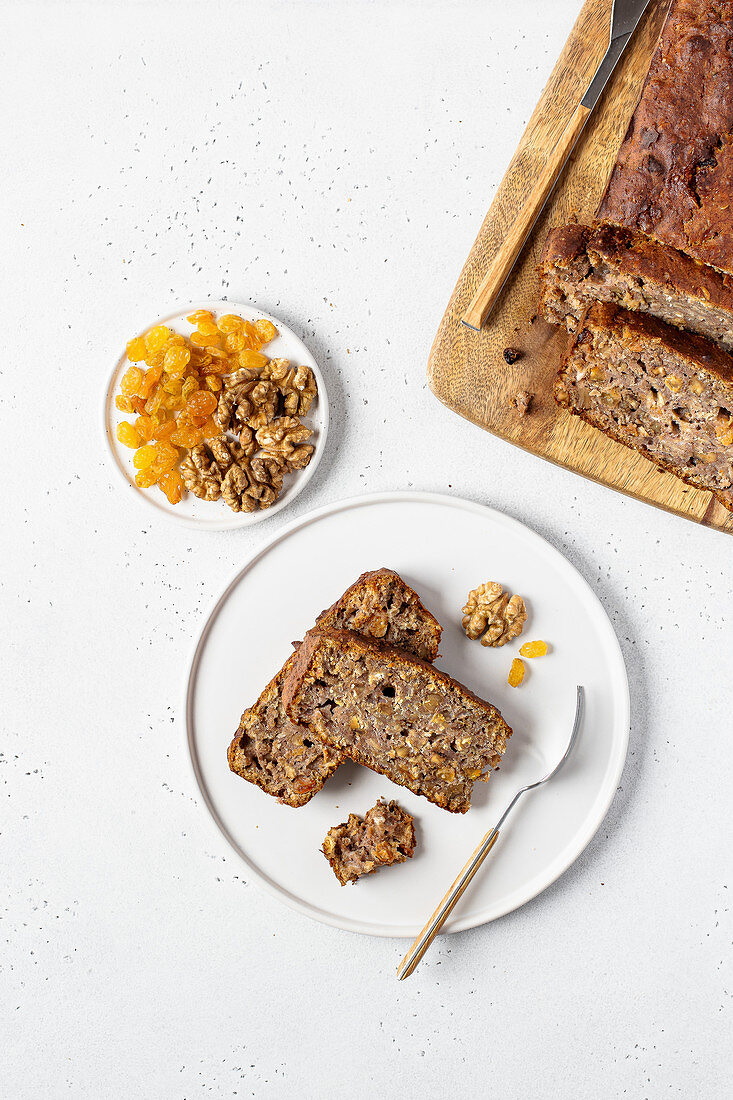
462, 0, 652, 331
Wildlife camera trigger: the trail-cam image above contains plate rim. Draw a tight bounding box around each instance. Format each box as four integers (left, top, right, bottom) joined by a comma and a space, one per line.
183, 490, 630, 937
101, 299, 330, 531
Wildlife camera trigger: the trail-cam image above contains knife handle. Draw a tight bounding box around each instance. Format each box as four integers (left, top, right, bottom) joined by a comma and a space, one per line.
461, 101, 590, 331
397, 827, 500, 981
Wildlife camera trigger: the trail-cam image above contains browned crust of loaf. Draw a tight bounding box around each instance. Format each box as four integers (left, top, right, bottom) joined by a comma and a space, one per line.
314, 567, 443, 658
597, 0, 733, 276
282, 628, 510, 814
539, 223, 590, 270
555, 302, 733, 512
539, 222, 733, 317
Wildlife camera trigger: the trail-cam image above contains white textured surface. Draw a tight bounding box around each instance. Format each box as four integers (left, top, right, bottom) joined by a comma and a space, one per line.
2, 2, 731, 1097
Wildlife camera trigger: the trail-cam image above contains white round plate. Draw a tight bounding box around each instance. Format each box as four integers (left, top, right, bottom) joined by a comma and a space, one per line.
102, 301, 329, 530
186, 492, 629, 937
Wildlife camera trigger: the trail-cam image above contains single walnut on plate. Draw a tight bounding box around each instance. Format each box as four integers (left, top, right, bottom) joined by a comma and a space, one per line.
256, 416, 313, 461
462, 582, 527, 647
221, 453, 284, 513
215, 374, 278, 435
262, 358, 318, 417
180, 443, 225, 501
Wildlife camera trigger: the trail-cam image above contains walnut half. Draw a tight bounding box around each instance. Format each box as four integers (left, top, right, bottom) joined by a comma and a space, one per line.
462, 582, 527, 647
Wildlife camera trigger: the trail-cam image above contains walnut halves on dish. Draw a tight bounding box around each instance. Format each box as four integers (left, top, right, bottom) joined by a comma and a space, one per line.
322, 798, 416, 885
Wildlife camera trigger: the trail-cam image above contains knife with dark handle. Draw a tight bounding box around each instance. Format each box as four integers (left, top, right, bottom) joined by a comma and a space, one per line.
461, 0, 652, 331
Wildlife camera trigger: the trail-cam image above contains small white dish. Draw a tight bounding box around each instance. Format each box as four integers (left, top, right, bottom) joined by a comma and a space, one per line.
185, 492, 630, 938
102, 301, 329, 530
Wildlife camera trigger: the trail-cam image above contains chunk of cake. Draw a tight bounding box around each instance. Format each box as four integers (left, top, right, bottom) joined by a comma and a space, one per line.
322, 798, 416, 886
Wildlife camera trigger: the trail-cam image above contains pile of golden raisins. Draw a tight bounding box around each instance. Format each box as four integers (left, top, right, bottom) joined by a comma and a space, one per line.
115, 309, 278, 505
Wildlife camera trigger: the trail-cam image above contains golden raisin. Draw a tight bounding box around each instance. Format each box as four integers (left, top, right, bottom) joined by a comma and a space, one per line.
145, 386, 164, 415
508, 658, 525, 688
115, 395, 134, 413
181, 377, 199, 402
153, 419, 176, 442
130, 396, 147, 416
154, 442, 180, 471
239, 349, 269, 370
519, 640, 548, 659
187, 309, 214, 324
144, 325, 170, 353
187, 390, 217, 418
205, 375, 222, 392
117, 421, 141, 449
133, 444, 158, 470
126, 336, 147, 362
135, 414, 158, 442
190, 330, 214, 348
224, 332, 245, 353
139, 365, 163, 398
120, 366, 144, 396
216, 313, 244, 334
255, 318, 278, 344
164, 346, 191, 375
170, 425, 204, 448
135, 465, 161, 489
159, 469, 183, 504
163, 376, 184, 395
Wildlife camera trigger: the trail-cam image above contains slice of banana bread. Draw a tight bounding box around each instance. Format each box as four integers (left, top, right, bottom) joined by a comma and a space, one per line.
539, 223, 733, 352
322, 798, 416, 885
283, 629, 512, 814
554, 302, 733, 510
227, 570, 443, 807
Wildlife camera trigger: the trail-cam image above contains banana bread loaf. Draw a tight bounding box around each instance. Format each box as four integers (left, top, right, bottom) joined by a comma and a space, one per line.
539, 223, 733, 352
322, 798, 416, 885
598, 0, 733, 276
283, 628, 512, 814
554, 302, 733, 509
227, 569, 443, 807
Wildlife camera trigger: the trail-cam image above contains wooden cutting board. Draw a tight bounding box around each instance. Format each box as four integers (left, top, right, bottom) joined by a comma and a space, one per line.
427, 0, 733, 534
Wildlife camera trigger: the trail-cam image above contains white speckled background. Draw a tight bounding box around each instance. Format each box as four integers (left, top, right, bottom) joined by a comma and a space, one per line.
2, 1, 731, 1096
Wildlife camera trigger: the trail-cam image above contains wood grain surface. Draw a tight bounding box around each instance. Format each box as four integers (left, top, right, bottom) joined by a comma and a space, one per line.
427, 0, 733, 534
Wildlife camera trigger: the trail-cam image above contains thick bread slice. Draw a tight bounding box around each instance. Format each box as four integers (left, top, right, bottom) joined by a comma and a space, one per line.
227, 569, 443, 806
283, 628, 512, 814
539, 223, 733, 353
554, 302, 733, 510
